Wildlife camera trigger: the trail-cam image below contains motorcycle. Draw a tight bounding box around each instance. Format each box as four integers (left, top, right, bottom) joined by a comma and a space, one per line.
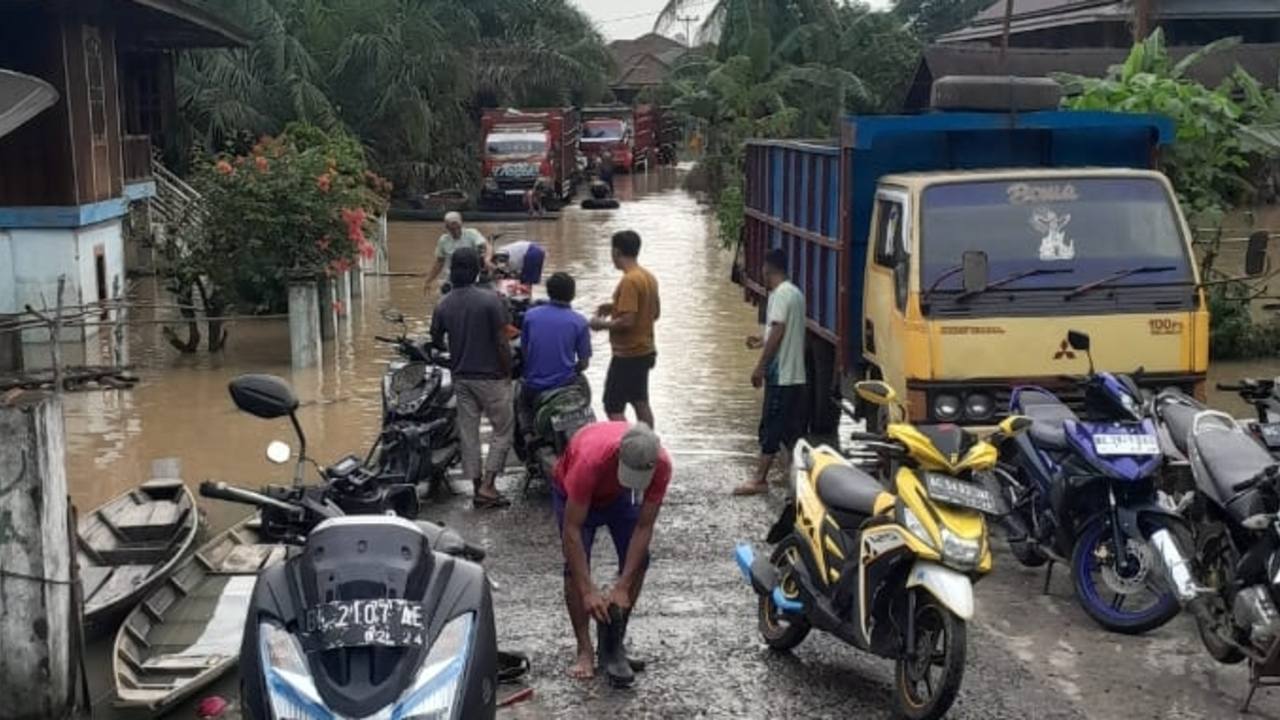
513, 376, 595, 487
1217, 377, 1280, 454
736, 381, 1030, 720
205, 373, 497, 720
374, 308, 460, 496
996, 330, 1191, 634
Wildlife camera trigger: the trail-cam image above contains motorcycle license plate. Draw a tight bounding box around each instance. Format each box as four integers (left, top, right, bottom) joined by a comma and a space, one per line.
1093, 434, 1159, 456
925, 473, 999, 514
551, 407, 593, 433
302, 599, 427, 651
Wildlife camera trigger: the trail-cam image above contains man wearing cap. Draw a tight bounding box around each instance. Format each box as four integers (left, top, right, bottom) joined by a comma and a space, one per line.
554, 421, 671, 683
424, 211, 492, 291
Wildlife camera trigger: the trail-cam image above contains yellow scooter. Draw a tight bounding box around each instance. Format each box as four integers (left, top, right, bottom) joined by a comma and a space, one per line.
735, 381, 1030, 720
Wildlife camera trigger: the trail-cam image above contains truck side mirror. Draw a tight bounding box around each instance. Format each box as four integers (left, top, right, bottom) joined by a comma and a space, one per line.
1246, 231, 1269, 277
962, 251, 988, 295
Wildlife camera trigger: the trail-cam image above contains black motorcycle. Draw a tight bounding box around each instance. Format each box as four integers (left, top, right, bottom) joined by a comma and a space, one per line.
1218, 378, 1280, 454
206, 374, 497, 720
513, 376, 595, 488
375, 308, 461, 496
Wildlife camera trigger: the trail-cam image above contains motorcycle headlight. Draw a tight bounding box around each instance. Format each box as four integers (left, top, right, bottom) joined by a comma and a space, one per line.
901, 507, 935, 550
260, 622, 328, 720
391, 612, 474, 720
941, 529, 981, 570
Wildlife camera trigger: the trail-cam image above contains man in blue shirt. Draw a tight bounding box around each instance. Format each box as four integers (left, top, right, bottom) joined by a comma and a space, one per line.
520, 272, 592, 433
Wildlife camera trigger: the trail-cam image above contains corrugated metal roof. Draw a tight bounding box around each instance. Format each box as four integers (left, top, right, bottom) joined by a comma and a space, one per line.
948, 0, 1279, 43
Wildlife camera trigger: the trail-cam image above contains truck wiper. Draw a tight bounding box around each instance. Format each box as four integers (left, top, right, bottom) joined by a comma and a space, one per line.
1063, 265, 1177, 301
956, 268, 1074, 302
922, 264, 964, 306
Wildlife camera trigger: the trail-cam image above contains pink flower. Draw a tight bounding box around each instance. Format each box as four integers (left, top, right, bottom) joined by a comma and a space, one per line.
254, 155, 269, 173
215, 160, 234, 176
316, 173, 332, 193
316, 235, 331, 252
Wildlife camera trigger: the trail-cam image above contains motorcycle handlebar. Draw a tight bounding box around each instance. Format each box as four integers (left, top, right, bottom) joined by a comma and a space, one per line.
200, 480, 303, 519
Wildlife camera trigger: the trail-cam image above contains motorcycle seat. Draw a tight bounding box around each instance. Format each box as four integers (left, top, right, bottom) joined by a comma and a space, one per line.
1157, 395, 1201, 456
817, 463, 886, 516
1016, 389, 1077, 450
1192, 415, 1275, 496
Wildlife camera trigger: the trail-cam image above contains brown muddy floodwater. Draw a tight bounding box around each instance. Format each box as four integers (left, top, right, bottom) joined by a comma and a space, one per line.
64, 169, 765, 532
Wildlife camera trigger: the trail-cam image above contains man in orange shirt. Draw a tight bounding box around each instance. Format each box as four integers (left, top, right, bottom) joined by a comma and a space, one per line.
590, 230, 660, 428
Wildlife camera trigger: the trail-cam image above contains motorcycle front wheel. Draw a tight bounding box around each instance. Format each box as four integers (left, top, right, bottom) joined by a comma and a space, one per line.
757, 537, 811, 651
894, 591, 967, 720
1071, 515, 1180, 635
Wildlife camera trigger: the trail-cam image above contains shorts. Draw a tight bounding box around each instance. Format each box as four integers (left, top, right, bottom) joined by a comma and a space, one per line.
603, 353, 656, 415
553, 487, 649, 576
759, 384, 806, 455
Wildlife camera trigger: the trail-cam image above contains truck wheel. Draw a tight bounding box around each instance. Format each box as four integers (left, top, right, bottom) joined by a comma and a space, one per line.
806, 340, 839, 437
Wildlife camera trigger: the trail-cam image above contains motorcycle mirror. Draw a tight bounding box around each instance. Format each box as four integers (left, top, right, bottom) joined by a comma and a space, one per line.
1246, 231, 1270, 278
998, 415, 1034, 437
266, 440, 292, 465
1067, 330, 1091, 352
229, 374, 299, 420
855, 380, 898, 406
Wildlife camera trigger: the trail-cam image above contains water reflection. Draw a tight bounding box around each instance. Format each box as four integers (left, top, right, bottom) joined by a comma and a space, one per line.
63, 169, 764, 529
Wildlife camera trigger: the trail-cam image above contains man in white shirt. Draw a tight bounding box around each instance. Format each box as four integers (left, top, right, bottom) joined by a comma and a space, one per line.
735, 248, 807, 496
425, 211, 493, 291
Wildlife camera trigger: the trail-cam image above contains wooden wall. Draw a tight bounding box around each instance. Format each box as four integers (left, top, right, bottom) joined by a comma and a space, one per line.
0, 4, 126, 209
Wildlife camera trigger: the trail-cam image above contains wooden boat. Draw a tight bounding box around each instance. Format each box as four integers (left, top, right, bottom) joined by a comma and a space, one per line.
79, 478, 200, 635
113, 514, 289, 714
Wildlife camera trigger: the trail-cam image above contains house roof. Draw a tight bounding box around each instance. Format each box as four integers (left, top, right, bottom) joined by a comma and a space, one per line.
943, 0, 1280, 43
902, 42, 1280, 110
112, 0, 248, 49
608, 32, 686, 69
613, 53, 673, 89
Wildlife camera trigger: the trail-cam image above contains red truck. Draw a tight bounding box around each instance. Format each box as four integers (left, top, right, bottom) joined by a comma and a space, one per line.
480, 108, 580, 209
580, 105, 662, 173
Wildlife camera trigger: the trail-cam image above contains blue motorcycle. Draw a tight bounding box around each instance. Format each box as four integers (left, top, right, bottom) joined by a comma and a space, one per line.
995, 331, 1191, 634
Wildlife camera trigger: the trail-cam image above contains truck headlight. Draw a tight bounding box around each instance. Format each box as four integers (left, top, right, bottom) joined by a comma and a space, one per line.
933, 394, 961, 422
942, 529, 981, 570
391, 612, 474, 719
964, 393, 994, 420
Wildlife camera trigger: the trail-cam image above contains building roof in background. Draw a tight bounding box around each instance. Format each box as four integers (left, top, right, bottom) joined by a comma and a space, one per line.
113, 0, 248, 48
608, 33, 687, 89
903, 42, 1280, 110
944, 0, 1280, 43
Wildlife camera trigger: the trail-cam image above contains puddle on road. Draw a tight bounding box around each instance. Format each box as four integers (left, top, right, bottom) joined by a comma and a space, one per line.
64, 168, 764, 531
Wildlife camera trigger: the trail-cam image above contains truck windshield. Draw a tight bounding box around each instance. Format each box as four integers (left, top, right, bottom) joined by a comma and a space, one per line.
486, 133, 547, 157
920, 177, 1193, 294
583, 120, 625, 141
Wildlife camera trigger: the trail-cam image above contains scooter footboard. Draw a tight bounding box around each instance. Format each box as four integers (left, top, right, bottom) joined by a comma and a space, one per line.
905, 561, 974, 620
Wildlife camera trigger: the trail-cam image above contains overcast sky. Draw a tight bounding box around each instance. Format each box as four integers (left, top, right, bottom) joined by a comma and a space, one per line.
575, 0, 896, 41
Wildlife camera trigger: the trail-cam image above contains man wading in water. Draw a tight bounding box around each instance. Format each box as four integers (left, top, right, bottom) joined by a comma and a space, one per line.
591, 230, 660, 428
555, 421, 671, 684
424, 211, 492, 292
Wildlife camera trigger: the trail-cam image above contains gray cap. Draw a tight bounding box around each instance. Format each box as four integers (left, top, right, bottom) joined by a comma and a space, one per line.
618, 423, 661, 494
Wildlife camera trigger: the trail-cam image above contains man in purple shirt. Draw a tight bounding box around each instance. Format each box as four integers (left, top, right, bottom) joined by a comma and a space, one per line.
520, 272, 592, 428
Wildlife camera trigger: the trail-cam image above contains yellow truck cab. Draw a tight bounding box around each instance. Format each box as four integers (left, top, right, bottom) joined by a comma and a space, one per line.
736, 78, 1204, 430
862, 167, 1205, 425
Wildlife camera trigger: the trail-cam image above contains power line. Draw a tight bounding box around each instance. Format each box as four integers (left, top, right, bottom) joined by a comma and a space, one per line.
594, 0, 716, 27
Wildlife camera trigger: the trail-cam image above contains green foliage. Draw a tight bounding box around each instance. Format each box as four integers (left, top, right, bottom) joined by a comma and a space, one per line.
663, 1, 921, 242
1208, 284, 1280, 360
180, 0, 612, 195
182, 124, 390, 314
1059, 30, 1280, 217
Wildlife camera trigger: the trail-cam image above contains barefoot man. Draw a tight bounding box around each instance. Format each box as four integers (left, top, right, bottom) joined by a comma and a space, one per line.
555, 421, 671, 681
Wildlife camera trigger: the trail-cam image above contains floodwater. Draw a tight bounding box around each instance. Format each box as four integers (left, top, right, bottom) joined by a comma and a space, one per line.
63, 174, 1280, 526
64, 168, 763, 532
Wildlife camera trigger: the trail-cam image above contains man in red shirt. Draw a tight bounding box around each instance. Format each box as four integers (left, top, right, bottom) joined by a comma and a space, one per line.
554, 421, 671, 684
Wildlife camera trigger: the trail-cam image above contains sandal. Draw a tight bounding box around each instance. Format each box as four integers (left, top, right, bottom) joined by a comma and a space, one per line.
473, 493, 511, 509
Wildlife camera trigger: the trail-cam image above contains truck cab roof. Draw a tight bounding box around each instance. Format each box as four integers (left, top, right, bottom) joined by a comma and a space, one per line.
879, 167, 1171, 193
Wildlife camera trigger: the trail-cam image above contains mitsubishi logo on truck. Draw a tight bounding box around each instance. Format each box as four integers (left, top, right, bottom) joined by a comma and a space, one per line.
1053, 338, 1076, 360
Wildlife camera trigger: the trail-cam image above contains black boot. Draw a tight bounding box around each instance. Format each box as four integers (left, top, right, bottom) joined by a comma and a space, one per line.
596, 605, 635, 688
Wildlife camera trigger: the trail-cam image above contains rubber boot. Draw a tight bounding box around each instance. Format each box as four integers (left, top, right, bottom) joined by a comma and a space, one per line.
596, 605, 635, 688
614, 609, 646, 673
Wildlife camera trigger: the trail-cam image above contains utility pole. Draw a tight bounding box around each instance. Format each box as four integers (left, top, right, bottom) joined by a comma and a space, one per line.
676, 14, 699, 48
1134, 0, 1155, 42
